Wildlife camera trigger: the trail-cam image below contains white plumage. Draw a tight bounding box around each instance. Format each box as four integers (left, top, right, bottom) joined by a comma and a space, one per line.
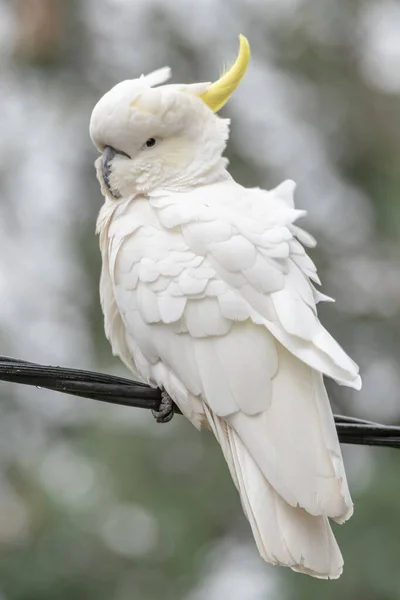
90, 38, 361, 578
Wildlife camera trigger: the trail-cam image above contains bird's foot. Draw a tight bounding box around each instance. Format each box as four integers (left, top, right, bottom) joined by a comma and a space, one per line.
152, 390, 174, 424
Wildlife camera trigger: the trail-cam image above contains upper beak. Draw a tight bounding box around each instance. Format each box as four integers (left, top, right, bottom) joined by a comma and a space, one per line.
101, 146, 130, 199
101, 146, 117, 193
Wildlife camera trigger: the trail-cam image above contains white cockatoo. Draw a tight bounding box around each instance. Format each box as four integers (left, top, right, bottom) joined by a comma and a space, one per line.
90, 35, 361, 578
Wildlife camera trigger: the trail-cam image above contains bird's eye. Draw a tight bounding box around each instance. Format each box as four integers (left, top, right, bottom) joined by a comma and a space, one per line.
145, 138, 157, 148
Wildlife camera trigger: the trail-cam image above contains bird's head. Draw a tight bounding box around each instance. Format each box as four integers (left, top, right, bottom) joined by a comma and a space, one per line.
90, 35, 250, 198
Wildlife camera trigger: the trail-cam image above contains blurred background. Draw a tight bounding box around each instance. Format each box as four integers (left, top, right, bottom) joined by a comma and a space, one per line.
0, 0, 399, 598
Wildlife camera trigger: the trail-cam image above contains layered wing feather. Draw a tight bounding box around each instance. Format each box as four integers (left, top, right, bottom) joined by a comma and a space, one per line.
155, 179, 361, 391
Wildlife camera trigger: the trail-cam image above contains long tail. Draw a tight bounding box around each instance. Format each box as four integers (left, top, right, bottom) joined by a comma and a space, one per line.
204, 404, 343, 578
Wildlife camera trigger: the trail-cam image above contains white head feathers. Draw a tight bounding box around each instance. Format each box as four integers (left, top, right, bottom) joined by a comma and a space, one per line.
89, 36, 250, 196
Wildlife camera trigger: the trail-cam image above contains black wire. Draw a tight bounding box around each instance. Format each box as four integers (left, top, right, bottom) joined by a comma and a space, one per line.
0, 355, 399, 448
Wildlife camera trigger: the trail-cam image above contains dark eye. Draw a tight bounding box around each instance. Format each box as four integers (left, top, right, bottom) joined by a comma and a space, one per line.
145, 138, 157, 148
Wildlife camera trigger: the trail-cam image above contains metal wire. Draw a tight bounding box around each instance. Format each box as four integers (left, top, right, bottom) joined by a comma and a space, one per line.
0, 355, 399, 448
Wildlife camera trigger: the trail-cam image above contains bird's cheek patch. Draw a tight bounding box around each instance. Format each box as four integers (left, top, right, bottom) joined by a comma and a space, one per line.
162, 139, 190, 167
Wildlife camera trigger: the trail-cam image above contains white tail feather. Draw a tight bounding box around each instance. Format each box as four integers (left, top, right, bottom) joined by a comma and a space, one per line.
204, 405, 344, 578
227, 345, 353, 521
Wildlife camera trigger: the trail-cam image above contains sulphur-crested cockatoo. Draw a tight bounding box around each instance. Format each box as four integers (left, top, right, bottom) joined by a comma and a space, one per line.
90, 35, 361, 578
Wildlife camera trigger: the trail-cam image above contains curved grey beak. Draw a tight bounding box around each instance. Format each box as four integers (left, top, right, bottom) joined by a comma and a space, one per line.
101, 146, 117, 193
101, 146, 130, 199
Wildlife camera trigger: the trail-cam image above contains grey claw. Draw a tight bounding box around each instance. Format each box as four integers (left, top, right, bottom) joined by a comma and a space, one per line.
151, 390, 174, 423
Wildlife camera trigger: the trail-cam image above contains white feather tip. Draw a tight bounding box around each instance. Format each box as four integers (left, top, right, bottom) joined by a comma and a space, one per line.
143, 67, 172, 88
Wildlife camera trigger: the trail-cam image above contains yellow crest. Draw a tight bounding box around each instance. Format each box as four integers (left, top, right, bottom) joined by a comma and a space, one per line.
200, 35, 250, 112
